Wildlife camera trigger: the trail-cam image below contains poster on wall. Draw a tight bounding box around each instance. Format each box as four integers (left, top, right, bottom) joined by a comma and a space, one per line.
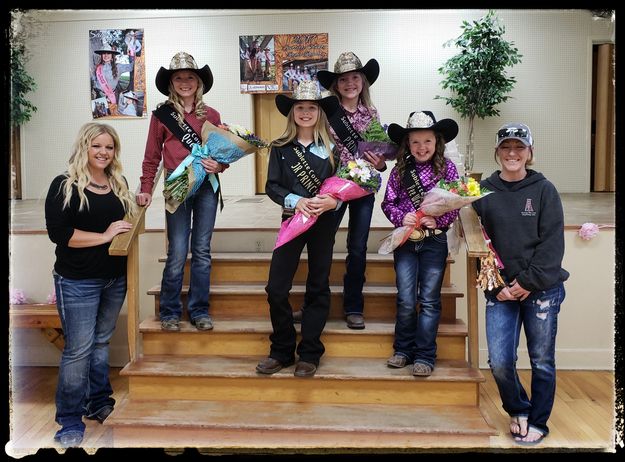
239, 33, 328, 94
89, 28, 146, 118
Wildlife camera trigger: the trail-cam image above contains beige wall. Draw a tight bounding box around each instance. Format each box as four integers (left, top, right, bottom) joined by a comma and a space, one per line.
15, 9, 614, 201
9, 228, 616, 369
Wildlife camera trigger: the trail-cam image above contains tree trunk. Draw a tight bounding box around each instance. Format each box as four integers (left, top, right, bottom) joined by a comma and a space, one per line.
465, 115, 475, 175
10, 125, 22, 200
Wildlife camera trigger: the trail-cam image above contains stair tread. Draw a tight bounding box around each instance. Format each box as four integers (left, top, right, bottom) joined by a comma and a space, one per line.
158, 251, 454, 264
121, 355, 484, 382
140, 316, 468, 336
107, 398, 495, 435
148, 283, 464, 297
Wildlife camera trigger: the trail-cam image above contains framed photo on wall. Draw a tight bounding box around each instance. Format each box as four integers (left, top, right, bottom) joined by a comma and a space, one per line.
240, 33, 328, 94
89, 28, 146, 118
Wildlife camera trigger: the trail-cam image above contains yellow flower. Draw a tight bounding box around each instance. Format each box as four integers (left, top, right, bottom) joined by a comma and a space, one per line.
467, 180, 481, 196
347, 160, 357, 170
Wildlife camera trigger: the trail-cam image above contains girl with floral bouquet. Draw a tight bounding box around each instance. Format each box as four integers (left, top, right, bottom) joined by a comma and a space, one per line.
308, 51, 386, 330
380, 110, 461, 377
256, 81, 340, 378
137, 52, 227, 333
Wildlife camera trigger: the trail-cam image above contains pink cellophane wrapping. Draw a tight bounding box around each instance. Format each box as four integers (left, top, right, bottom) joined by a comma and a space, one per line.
273, 177, 372, 250
377, 188, 490, 254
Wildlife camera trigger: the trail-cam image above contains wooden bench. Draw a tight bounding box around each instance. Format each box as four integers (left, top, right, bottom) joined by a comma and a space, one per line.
9, 303, 64, 350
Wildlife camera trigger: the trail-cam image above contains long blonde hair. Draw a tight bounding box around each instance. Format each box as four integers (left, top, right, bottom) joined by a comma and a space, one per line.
62, 122, 137, 217
396, 131, 448, 180
328, 71, 375, 109
159, 72, 207, 121
272, 103, 336, 170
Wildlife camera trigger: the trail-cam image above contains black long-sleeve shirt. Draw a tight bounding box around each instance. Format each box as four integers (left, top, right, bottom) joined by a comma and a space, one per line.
45, 174, 127, 279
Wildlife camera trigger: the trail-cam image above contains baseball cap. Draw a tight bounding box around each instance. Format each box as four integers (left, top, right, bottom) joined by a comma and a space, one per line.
496, 123, 533, 147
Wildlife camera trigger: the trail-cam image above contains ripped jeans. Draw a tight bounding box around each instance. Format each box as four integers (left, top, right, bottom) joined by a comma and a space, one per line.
485, 282, 565, 436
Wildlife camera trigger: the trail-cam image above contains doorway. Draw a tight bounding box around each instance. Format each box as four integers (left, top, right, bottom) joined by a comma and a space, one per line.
590, 43, 615, 192
253, 94, 286, 194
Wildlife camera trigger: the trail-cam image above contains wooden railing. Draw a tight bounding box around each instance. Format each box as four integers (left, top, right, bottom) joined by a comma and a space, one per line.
458, 206, 489, 368
109, 167, 162, 362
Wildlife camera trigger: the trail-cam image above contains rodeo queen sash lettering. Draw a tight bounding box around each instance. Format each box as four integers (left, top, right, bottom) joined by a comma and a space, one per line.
95, 64, 117, 105
326, 104, 363, 155
400, 157, 429, 241
281, 144, 323, 217
153, 105, 224, 210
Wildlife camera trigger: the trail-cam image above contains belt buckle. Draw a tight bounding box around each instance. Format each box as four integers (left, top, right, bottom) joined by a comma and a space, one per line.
408, 228, 426, 241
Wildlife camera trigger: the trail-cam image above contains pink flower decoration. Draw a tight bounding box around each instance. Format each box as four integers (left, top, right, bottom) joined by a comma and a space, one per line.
46, 292, 57, 304
578, 222, 600, 240
10, 288, 27, 305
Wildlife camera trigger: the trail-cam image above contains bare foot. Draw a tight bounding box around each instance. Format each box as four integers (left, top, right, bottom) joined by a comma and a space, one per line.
510, 416, 528, 437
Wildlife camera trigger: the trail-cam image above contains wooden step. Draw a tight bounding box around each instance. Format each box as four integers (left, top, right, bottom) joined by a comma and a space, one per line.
9, 304, 61, 329
148, 283, 464, 323
140, 316, 468, 361
121, 355, 483, 406
106, 398, 496, 449
162, 252, 455, 287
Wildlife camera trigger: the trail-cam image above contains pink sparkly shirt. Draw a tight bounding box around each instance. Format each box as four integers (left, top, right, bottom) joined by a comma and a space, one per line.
381, 158, 460, 229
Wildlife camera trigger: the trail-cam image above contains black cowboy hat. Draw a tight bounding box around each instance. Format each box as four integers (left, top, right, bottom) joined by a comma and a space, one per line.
155, 52, 213, 96
388, 111, 459, 145
316, 52, 380, 91
275, 81, 340, 118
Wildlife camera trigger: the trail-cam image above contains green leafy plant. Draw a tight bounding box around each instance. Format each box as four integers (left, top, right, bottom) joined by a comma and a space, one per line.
10, 10, 39, 126
11, 44, 38, 125
436, 10, 522, 174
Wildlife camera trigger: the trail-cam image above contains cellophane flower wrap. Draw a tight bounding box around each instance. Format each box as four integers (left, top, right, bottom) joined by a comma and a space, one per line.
163, 121, 269, 213
357, 119, 399, 161
378, 176, 491, 254
274, 159, 381, 250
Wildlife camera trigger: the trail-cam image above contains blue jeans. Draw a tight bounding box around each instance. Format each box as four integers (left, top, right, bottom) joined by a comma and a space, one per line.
53, 272, 126, 435
334, 193, 375, 315
160, 177, 218, 322
485, 282, 565, 436
392, 234, 448, 367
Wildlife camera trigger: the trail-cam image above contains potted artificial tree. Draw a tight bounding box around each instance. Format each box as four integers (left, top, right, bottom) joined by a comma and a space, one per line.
10, 11, 39, 199
436, 10, 522, 178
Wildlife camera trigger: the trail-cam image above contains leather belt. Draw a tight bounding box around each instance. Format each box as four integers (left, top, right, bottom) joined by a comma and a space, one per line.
408, 227, 447, 241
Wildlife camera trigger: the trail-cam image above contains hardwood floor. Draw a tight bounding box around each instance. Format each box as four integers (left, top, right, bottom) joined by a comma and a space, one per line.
6, 367, 616, 456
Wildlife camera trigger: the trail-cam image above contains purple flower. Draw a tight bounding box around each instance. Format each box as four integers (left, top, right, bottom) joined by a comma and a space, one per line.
578, 222, 600, 240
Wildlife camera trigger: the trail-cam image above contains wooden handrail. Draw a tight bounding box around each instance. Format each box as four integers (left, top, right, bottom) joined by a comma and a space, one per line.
108, 166, 163, 362
458, 206, 489, 369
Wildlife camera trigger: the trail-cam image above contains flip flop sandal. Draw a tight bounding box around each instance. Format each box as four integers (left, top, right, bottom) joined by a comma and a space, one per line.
514, 428, 546, 445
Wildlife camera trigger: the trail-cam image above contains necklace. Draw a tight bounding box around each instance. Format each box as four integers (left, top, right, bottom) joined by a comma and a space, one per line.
89, 181, 109, 190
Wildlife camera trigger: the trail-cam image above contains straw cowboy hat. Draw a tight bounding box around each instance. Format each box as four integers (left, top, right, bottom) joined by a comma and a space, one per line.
316, 51, 380, 90
155, 52, 214, 95
275, 80, 339, 117
388, 111, 459, 144
94, 43, 120, 55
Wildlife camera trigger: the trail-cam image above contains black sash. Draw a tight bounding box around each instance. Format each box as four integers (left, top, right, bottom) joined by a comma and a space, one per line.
400, 158, 427, 209
153, 105, 224, 211
285, 145, 323, 196
326, 104, 363, 155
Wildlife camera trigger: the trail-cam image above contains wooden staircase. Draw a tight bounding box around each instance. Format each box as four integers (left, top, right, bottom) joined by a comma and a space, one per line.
105, 247, 497, 451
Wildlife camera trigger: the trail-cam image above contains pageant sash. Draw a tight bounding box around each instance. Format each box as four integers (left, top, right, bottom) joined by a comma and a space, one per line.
326, 104, 363, 155
400, 159, 427, 210
285, 145, 322, 196
95, 64, 116, 104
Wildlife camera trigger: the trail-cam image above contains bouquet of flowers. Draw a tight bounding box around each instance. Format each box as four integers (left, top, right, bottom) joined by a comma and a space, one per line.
274, 159, 381, 249
378, 176, 491, 254
357, 119, 399, 161
476, 224, 505, 291
163, 121, 269, 213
